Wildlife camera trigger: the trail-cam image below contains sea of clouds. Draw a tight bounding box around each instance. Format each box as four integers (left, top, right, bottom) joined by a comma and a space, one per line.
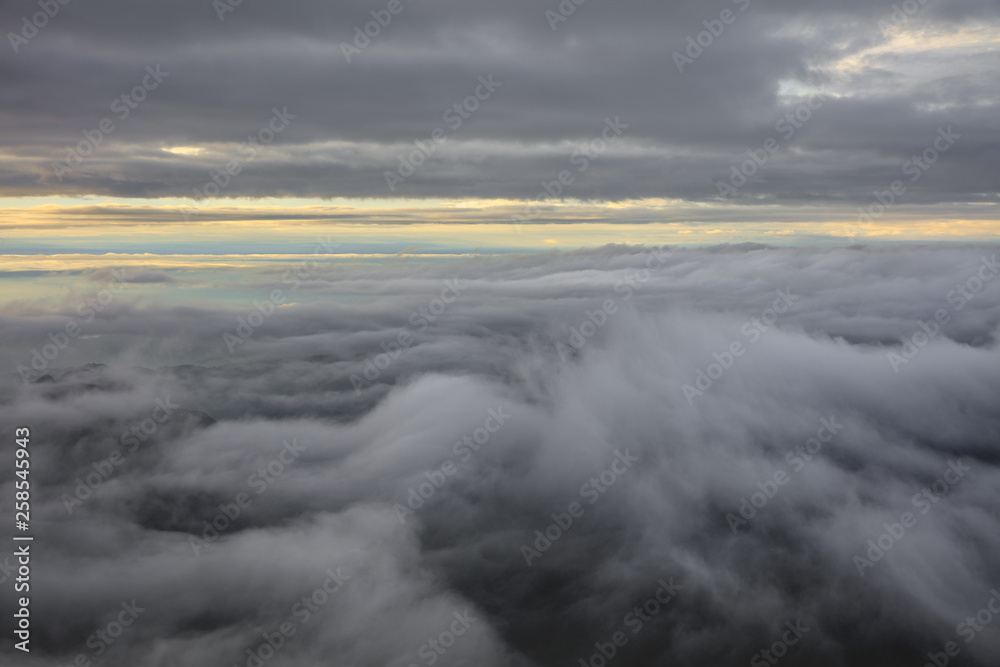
1, 244, 999, 666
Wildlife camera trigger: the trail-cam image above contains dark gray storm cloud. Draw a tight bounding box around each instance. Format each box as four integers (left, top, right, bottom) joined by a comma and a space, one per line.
1, 244, 999, 666
1, 0, 998, 204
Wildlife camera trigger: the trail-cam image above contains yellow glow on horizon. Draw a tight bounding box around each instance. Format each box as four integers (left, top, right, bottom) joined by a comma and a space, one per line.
1, 219, 998, 270
1, 197, 998, 255
161, 146, 206, 156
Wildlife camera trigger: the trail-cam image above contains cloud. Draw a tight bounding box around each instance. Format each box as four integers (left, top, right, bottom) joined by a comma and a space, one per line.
0, 0, 997, 206
1, 244, 999, 665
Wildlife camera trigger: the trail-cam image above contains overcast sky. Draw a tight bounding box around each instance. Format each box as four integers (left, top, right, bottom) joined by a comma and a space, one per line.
1, 0, 998, 217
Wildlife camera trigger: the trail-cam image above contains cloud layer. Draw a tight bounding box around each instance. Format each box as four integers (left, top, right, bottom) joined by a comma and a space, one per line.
2, 244, 1000, 666
1, 0, 998, 206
